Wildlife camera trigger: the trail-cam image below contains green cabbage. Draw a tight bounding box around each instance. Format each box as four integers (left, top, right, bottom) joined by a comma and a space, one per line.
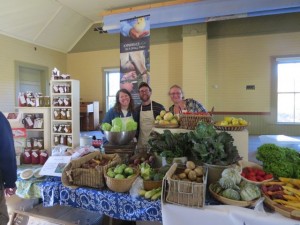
111, 125, 121, 132
125, 120, 137, 131
101, 123, 112, 131
112, 118, 123, 131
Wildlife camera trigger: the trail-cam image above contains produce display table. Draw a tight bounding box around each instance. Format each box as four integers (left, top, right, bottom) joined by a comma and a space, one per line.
151, 128, 249, 161
16, 165, 44, 199
161, 202, 297, 225
16, 174, 162, 222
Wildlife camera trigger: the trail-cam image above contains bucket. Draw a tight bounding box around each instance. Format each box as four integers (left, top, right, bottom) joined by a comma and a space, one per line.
204, 163, 232, 186
80, 136, 92, 146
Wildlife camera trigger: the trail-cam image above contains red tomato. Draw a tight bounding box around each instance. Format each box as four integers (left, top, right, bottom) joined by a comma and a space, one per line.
264, 174, 273, 180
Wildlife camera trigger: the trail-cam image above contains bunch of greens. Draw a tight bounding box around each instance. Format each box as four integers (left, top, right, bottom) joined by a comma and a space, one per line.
148, 130, 193, 162
188, 121, 241, 166
256, 144, 300, 178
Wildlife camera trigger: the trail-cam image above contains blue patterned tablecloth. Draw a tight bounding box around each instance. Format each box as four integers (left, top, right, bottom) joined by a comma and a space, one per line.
38, 177, 162, 222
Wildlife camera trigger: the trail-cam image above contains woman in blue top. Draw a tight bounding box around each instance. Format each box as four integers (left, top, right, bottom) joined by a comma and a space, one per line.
103, 89, 138, 125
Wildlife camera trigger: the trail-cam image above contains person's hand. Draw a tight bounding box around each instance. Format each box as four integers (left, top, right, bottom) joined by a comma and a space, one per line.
4, 187, 16, 197
120, 82, 133, 93
121, 71, 137, 81
129, 28, 149, 39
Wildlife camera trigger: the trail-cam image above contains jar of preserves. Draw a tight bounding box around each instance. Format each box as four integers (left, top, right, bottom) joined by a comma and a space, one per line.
26, 139, 32, 149
58, 124, 65, 133
64, 124, 72, 133
31, 149, 40, 164
53, 124, 59, 133
32, 138, 39, 149
67, 135, 72, 147
58, 97, 64, 106
60, 135, 67, 145
23, 114, 34, 129
59, 85, 65, 93
53, 109, 61, 120
54, 135, 60, 145
53, 84, 59, 93
60, 109, 67, 120
39, 150, 48, 165
44, 96, 51, 107
18, 92, 27, 107
37, 138, 44, 150
65, 84, 71, 93
37, 95, 44, 107
23, 148, 32, 164
64, 97, 71, 106
66, 109, 72, 120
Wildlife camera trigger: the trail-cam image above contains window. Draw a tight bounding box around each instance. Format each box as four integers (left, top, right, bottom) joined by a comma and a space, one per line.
276, 57, 300, 123
105, 69, 120, 111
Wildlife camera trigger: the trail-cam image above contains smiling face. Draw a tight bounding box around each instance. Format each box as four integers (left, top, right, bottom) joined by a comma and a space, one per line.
139, 86, 151, 104
169, 86, 183, 104
118, 91, 131, 109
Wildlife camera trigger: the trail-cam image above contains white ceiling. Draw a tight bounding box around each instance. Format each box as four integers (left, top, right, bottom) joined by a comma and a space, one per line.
0, 0, 299, 53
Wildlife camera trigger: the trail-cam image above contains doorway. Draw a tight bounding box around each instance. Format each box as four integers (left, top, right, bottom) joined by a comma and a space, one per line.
15, 61, 49, 106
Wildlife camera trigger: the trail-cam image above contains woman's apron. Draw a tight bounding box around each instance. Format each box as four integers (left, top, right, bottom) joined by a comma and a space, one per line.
137, 101, 154, 148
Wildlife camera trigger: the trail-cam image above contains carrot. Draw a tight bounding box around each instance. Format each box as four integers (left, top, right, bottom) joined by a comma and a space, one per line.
283, 186, 300, 196
264, 181, 285, 186
283, 195, 298, 201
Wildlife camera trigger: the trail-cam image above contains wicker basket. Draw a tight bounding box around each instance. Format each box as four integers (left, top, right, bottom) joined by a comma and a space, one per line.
162, 163, 207, 208
61, 151, 121, 189
214, 123, 248, 131
104, 168, 139, 193
209, 184, 258, 207
179, 114, 212, 130
143, 180, 163, 191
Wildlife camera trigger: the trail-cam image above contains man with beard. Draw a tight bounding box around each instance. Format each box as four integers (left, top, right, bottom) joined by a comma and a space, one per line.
136, 82, 165, 147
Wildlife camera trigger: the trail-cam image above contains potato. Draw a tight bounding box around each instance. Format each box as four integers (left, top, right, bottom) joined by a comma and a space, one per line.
186, 161, 196, 170
188, 170, 197, 181
196, 177, 203, 183
184, 168, 191, 175
172, 174, 179, 180
178, 172, 187, 179
194, 166, 203, 177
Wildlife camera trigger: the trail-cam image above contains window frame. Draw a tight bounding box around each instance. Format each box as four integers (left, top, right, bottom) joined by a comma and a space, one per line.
103, 68, 120, 112
271, 56, 300, 124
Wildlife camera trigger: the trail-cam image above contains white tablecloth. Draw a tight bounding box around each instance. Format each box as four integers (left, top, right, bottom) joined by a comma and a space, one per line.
161, 203, 298, 225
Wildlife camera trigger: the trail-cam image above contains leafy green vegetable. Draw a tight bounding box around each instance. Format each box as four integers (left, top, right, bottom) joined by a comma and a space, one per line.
112, 118, 123, 130
101, 123, 112, 131
256, 144, 300, 178
148, 130, 193, 162
110, 125, 121, 132
240, 182, 260, 201
222, 188, 241, 200
188, 122, 241, 166
125, 119, 137, 131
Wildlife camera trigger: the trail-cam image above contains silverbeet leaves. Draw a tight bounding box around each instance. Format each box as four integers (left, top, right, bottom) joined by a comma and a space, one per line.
188, 122, 241, 166
148, 122, 241, 166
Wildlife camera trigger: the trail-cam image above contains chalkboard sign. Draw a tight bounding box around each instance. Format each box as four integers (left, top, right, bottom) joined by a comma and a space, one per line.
10, 210, 74, 225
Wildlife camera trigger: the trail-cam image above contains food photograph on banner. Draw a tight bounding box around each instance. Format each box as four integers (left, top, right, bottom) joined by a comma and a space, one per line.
120, 15, 150, 105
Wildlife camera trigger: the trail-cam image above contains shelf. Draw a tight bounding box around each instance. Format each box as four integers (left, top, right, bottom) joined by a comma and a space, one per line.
26, 129, 44, 132
50, 79, 80, 149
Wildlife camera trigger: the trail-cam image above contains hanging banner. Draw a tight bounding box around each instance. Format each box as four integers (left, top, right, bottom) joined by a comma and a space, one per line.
120, 15, 150, 105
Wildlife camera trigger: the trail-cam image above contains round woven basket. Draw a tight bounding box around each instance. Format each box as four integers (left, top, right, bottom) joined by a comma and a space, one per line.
179, 114, 212, 130
104, 169, 139, 193
143, 180, 162, 191
213, 123, 248, 131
